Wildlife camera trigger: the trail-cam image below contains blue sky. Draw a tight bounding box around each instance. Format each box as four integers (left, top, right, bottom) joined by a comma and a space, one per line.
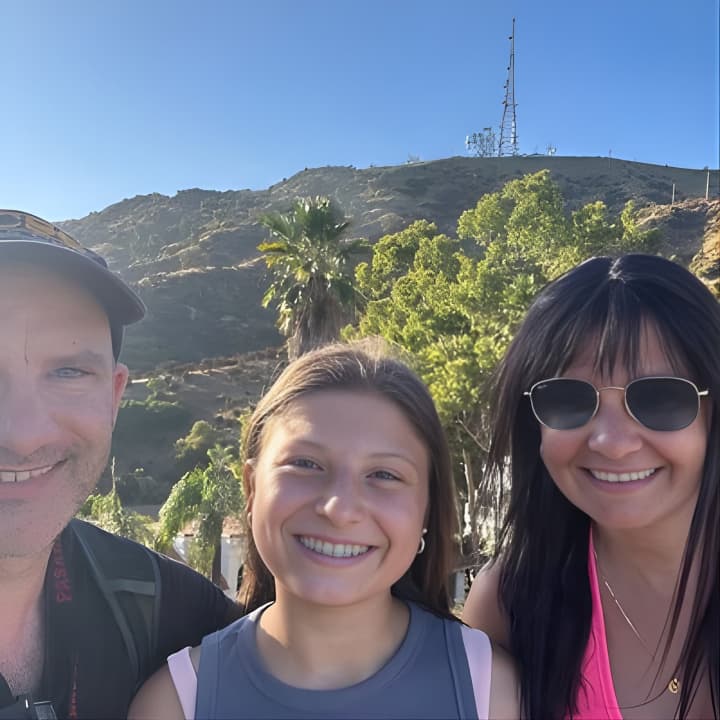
2, 0, 718, 220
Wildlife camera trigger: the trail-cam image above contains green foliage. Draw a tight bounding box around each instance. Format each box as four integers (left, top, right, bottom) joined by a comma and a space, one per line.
145, 374, 178, 401
174, 420, 224, 478
114, 467, 167, 505
457, 193, 510, 246
352, 170, 663, 554
155, 445, 244, 581
78, 459, 154, 545
355, 220, 439, 300
258, 196, 369, 358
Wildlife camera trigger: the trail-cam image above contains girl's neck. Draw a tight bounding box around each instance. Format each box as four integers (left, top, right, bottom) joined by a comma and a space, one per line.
256, 591, 410, 690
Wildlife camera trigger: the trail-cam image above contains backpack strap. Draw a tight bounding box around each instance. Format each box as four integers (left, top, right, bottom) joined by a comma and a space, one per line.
461, 625, 492, 720
69, 520, 160, 689
167, 647, 197, 720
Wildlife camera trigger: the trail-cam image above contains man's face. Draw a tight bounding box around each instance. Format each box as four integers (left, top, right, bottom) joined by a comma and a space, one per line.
0, 263, 128, 559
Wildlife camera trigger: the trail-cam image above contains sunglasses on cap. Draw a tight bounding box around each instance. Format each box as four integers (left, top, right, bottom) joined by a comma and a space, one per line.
0, 209, 82, 248
525, 376, 709, 432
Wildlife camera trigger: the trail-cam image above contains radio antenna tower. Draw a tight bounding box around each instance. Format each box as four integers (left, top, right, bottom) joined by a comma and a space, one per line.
498, 18, 518, 156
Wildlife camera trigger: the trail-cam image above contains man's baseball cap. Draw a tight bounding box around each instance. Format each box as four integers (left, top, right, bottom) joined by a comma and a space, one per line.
0, 209, 145, 357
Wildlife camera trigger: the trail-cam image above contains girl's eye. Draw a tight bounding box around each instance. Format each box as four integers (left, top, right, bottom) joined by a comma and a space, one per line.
369, 469, 401, 482
289, 457, 321, 470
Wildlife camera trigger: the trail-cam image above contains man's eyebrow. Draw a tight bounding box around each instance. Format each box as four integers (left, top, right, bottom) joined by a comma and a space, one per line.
51, 350, 111, 369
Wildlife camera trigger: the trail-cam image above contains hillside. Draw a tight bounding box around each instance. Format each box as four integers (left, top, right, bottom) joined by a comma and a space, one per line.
59, 156, 720, 371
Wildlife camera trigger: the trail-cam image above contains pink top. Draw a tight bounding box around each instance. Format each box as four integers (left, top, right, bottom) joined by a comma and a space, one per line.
573, 532, 623, 719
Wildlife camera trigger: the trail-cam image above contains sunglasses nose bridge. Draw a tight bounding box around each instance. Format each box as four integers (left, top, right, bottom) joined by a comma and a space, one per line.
594, 385, 636, 423
587, 391, 645, 457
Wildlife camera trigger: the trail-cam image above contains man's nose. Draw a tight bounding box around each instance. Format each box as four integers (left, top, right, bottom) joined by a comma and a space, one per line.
0, 377, 59, 462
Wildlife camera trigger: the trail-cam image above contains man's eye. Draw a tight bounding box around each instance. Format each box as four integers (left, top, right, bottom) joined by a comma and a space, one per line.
54, 368, 89, 378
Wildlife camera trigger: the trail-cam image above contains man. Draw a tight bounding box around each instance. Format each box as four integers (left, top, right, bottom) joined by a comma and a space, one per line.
0, 210, 242, 719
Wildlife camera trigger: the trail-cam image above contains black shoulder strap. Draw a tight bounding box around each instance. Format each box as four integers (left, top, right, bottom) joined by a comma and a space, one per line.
69, 520, 161, 689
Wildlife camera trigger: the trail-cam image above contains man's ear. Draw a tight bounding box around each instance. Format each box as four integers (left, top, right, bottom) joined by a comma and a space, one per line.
111, 362, 130, 427
243, 459, 256, 514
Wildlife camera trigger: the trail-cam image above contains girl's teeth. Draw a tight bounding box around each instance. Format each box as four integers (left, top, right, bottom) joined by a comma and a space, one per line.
299, 536, 370, 558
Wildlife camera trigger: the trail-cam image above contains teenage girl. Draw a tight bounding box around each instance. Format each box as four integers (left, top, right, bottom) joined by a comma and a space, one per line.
131, 341, 519, 719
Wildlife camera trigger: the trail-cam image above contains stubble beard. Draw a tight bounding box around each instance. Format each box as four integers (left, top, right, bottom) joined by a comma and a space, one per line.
0, 439, 111, 561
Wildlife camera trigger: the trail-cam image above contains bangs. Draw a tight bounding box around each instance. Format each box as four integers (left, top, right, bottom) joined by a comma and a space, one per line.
556, 285, 693, 381
525, 258, 700, 385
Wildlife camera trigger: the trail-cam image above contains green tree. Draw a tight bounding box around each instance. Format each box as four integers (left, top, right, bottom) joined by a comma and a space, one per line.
355, 220, 439, 300
258, 196, 369, 359
354, 170, 662, 558
78, 459, 154, 545
155, 445, 244, 584
174, 420, 224, 479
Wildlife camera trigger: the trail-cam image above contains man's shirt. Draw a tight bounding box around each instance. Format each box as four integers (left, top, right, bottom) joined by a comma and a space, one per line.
40, 522, 241, 719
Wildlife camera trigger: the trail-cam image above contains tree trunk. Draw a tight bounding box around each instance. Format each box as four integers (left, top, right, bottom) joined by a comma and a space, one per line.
211, 539, 223, 586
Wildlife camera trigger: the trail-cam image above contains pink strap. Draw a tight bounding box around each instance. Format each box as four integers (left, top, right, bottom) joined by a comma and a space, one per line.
574, 532, 623, 719
167, 646, 197, 720
461, 625, 492, 720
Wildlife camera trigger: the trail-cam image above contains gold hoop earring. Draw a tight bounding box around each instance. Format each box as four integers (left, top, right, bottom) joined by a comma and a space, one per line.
417, 528, 428, 555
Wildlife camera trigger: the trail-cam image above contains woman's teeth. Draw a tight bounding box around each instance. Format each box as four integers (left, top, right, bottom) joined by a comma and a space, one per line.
590, 468, 656, 483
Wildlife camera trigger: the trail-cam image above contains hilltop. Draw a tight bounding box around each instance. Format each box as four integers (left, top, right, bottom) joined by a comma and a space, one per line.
59, 156, 719, 372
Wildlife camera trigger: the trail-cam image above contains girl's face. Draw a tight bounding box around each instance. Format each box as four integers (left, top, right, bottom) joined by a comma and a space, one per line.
245, 389, 430, 609
538, 325, 709, 533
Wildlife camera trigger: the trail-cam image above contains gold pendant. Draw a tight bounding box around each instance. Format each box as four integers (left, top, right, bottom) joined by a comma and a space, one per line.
668, 677, 680, 694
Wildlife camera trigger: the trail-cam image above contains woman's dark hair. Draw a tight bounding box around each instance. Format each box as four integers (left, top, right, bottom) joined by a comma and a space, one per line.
239, 339, 459, 620
489, 254, 719, 718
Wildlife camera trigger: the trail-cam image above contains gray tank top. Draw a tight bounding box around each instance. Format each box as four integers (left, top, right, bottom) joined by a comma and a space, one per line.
195, 602, 481, 719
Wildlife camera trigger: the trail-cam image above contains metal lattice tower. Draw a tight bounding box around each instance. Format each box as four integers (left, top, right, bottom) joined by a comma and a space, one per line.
498, 18, 518, 156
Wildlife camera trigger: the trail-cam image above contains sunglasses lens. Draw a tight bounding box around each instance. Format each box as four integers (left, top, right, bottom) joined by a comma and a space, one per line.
530, 379, 597, 429
626, 378, 700, 431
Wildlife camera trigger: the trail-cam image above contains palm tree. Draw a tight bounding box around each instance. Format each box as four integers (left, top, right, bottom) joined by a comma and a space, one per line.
155, 445, 243, 585
258, 196, 368, 358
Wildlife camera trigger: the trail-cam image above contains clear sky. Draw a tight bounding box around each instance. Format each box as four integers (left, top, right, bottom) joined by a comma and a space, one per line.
2, 0, 718, 220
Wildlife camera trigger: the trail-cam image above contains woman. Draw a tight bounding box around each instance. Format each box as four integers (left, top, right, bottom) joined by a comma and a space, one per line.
464, 254, 718, 719
131, 341, 519, 719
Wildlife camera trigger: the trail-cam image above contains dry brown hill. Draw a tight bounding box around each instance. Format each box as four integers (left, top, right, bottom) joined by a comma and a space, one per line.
60, 156, 719, 372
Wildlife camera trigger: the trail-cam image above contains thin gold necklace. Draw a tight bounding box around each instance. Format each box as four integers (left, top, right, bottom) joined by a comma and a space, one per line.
594, 550, 681, 696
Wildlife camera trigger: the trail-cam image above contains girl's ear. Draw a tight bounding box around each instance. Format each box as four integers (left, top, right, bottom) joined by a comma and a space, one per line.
243, 459, 256, 514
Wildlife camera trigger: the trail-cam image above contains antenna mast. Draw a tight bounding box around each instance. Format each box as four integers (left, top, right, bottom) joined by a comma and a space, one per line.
498, 18, 518, 156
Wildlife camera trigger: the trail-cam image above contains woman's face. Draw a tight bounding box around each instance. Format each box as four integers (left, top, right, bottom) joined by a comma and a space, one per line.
244, 389, 430, 609
538, 325, 709, 533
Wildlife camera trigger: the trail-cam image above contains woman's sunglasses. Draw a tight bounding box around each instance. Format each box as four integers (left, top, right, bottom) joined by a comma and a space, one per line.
525, 376, 709, 432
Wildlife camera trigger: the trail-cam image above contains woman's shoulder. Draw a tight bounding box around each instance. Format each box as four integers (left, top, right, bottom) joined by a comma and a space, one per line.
487, 641, 521, 720
462, 561, 511, 651
458, 623, 520, 720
